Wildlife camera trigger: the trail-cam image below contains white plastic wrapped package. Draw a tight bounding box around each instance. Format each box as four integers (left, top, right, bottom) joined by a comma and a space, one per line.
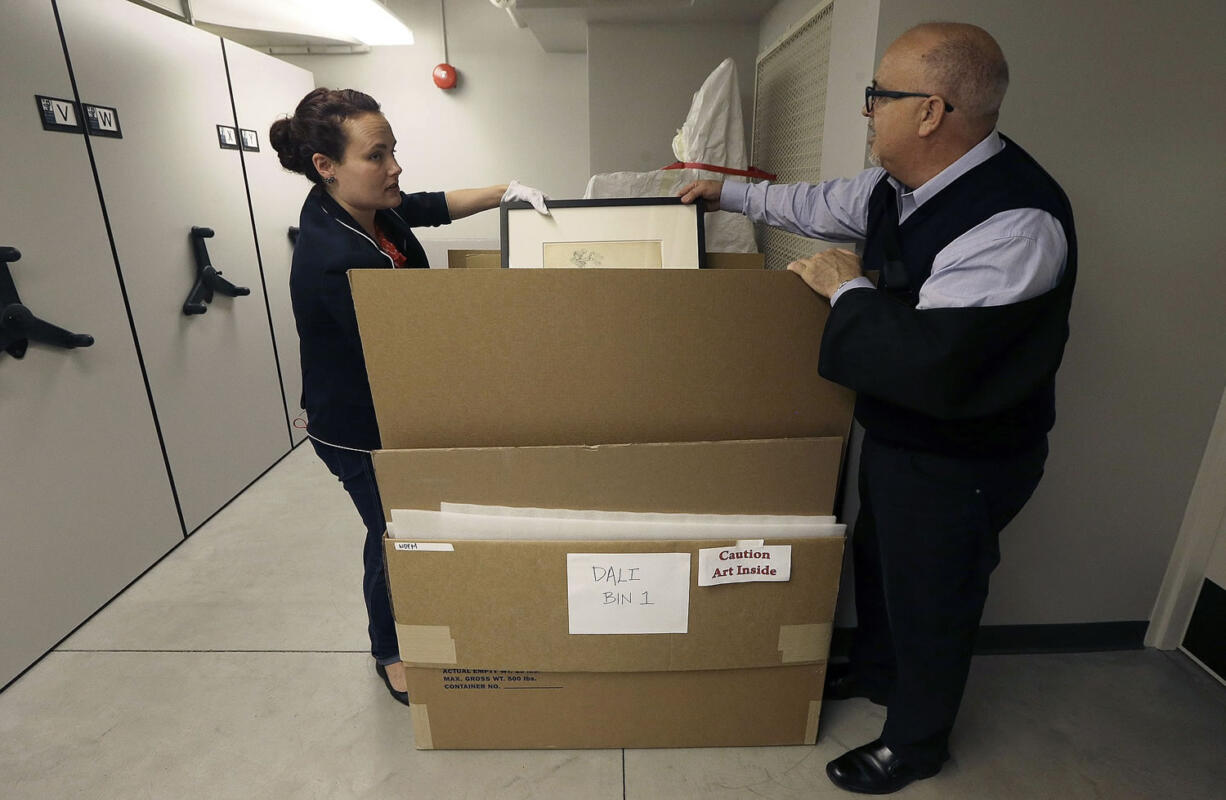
585, 58, 759, 254
670, 56, 745, 168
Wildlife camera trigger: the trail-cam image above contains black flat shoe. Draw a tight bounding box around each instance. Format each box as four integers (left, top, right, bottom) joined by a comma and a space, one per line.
824, 662, 889, 705
826, 739, 941, 794
375, 662, 409, 706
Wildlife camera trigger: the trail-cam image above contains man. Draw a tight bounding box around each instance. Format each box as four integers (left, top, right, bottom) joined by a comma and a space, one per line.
681, 22, 1075, 795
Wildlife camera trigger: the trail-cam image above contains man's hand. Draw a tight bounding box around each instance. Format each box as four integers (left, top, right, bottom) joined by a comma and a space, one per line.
677, 180, 724, 212
786, 248, 864, 299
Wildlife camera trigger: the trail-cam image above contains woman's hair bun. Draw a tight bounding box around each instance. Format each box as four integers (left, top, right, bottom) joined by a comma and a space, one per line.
268, 117, 302, 172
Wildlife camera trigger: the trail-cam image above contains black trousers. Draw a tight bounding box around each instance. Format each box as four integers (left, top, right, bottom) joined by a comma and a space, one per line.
310, 439, 400, 665
849, 433, 1048, 769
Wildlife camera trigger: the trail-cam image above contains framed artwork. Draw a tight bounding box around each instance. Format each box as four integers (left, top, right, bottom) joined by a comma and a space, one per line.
500, 197, 706, 269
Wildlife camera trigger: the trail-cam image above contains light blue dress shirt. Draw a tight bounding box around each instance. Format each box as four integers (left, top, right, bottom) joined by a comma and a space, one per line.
719, 131, 1068, 310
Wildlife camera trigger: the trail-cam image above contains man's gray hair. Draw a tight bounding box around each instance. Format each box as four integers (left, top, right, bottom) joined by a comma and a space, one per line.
913, 23, 1009, 123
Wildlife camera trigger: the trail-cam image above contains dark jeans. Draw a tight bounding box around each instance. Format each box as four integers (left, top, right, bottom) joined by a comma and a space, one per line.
849, 434, 1048, 769
310, 439, 399, 665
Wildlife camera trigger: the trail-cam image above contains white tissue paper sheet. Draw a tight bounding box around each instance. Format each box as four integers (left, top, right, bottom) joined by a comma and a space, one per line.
388, 503, 844, 541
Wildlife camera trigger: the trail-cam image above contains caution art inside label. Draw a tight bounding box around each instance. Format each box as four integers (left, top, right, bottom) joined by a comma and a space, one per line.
697, 544, 792, 586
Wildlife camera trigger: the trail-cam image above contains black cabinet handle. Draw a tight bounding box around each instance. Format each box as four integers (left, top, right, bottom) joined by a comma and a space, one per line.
2, 304, 95, 353
184, 226, 250, 316
0, 247, 95, 359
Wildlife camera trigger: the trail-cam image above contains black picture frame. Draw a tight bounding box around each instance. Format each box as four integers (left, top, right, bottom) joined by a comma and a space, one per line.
499, 197, 706, 269
239, 128, 259, 152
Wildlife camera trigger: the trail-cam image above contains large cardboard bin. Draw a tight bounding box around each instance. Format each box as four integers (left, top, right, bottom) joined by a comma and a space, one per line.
351, 269, 854, 749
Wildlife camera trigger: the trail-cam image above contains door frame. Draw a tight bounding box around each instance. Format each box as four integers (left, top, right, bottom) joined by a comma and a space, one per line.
1146, 383, 1226, 650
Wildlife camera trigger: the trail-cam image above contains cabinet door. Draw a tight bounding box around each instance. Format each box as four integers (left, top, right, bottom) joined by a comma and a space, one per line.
224, 40, 316, 445
57, 0, 293, 531
0, 0, 182, 687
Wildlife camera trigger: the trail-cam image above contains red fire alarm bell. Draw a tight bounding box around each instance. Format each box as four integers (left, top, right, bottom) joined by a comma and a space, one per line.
433, 63, 457, 90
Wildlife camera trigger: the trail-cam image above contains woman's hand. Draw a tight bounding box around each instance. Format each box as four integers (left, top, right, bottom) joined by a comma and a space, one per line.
501, 180, 550, 215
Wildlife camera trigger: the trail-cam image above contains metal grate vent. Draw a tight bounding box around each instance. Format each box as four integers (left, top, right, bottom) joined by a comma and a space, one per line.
752, 2, 835, 270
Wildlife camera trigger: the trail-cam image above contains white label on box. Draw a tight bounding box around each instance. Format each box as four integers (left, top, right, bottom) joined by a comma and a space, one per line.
697, 545, 791, 586
566, 553, 690, 634
393, 542, 454, 551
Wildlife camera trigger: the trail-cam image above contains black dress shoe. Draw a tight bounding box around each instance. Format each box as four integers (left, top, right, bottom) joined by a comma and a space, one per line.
375, 662, 410, 706
824, 662, 889, 705
826, 739, 941, 794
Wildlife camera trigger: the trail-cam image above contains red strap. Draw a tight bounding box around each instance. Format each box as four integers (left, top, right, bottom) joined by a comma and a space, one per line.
662, 161, 777, 181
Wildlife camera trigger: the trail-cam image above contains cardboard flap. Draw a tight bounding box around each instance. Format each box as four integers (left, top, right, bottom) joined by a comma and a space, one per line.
373, 437, 845, 522
385, 537, 844, 673
350, 269, 854, 449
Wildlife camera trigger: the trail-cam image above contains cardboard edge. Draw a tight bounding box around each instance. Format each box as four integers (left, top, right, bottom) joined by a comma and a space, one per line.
705, 252, 764, 270
805, 699, 822, 744
778, 622, 833, 664
411, 704, 434, 749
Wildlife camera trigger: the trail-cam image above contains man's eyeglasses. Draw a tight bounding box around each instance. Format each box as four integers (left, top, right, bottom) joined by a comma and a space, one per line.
864, 85, 954, 114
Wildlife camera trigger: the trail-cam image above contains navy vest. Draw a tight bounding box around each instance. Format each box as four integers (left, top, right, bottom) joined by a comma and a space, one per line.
825, 136, 1077, 455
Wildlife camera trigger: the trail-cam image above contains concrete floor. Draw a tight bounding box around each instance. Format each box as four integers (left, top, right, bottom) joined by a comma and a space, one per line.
1, 444, 1223, 799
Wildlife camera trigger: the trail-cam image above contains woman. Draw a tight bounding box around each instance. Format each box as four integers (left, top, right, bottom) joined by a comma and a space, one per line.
269, 87, 544, 705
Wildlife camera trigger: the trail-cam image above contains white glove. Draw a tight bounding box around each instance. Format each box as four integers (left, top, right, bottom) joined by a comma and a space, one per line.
502, 179, 550, 215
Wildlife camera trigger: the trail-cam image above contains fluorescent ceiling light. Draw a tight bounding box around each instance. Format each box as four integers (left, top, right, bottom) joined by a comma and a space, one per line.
191, 0, 414, 46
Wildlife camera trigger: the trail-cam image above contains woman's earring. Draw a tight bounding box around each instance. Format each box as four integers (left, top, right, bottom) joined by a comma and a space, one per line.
323, 176, 336, 184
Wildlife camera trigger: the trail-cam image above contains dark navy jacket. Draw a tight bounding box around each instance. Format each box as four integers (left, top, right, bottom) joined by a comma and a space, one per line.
290, 185, 450, 450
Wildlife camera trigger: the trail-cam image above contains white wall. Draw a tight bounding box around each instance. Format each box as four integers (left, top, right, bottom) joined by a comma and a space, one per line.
759, 0, 820, 52
818, 0, 879, 182
587, 22, 760, 176
276, 0, 589, 260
